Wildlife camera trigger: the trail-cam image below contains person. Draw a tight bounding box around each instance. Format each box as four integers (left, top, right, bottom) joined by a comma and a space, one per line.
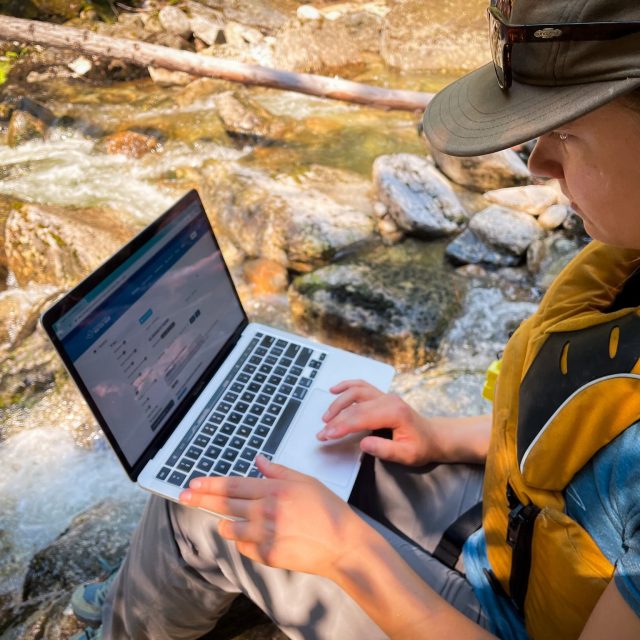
71, 1, 640, 638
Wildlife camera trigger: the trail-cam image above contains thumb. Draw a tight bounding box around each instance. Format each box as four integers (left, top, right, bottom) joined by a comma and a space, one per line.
256, 455, 309, 482
359, 435, 416, 465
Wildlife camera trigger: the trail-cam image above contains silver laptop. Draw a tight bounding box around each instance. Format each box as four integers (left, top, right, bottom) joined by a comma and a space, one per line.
41, 190, 394, 504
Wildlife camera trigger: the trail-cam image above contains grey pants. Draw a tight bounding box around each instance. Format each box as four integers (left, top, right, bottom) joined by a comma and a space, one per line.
103, 457, 489, 639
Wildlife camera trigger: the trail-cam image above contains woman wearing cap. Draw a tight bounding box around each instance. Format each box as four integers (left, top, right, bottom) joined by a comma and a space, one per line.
82, 1, 640, 639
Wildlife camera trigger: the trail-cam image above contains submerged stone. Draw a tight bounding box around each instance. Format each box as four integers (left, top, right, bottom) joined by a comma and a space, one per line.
289, 239, 465, 368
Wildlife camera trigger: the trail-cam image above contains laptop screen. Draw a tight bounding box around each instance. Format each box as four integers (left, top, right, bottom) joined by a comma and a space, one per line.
47, 191, 246, 468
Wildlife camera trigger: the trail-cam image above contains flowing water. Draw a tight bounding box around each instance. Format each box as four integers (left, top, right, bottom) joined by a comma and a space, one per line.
0, 77, 538, 599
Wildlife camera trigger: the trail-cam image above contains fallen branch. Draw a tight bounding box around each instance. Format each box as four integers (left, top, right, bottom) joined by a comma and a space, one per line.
0, 15, 433, 112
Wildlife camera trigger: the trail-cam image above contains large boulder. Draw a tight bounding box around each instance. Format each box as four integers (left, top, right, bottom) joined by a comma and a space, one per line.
380, 0, 490, 73
430, 148, 531, 192
201, 161, 376, 270
484, 184, 561, 216
5, 203, 139, 288
469, 205, 544, 256
373, 154, 467, 238
289, 239, 465, 368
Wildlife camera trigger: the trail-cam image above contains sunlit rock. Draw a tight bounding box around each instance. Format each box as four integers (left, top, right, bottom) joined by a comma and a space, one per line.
484, 184, 559, 216
538, 203, 570, 230
7, 111, 47, 147
215, 91, 290, 141
159, 5, 192, 38
96, 130, 160, 158
5, 203, 139, 288
243, 258, 288, 294
373, 154, 466, 238
289, 239, 465, 368
202, 161, 375, 270
446, 228, 521, 267
430, 148, 531, 193
469, 205, 544, 256
380, 0, 490, 73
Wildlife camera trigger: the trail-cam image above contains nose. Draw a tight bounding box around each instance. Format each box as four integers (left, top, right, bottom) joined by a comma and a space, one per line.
528, 134, 565, 180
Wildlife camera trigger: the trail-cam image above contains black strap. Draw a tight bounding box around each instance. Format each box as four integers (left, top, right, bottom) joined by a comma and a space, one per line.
506, 484, 541, 612
432, 501, 483, 570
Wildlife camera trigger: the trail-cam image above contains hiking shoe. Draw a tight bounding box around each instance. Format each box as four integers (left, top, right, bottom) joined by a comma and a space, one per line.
70, 625, 103, 640
71, 559, 121, 626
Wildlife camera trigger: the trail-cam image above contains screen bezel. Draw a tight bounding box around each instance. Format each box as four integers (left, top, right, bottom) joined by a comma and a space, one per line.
40, 189, 249, 481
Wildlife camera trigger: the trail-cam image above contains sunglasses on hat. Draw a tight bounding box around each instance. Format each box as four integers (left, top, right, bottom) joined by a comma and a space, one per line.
489, 0, 640, 90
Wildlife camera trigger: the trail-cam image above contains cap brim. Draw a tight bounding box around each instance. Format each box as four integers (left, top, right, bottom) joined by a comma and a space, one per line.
423, 63, 640, 157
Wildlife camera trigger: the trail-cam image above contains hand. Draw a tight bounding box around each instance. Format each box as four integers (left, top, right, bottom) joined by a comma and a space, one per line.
316, 379, 437, 466
179, 456, 365, 578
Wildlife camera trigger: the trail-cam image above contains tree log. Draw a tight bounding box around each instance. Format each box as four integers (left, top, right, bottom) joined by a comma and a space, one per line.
0, 15, 434, 112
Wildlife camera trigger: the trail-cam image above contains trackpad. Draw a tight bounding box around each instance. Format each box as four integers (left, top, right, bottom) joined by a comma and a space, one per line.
276, 389, 364, 492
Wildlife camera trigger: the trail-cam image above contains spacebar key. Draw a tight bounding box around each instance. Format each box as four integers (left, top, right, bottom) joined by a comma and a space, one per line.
263, 399, 301, 454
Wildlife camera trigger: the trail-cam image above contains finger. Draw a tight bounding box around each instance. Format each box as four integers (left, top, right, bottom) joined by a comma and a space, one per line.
321, 385, 382, 424
179, 491, 254, 519
328, 379, 376, 395
218, 515, 270, 544
186, 475, 266, 500
256, 455, 312, 483
360, 435, 418, 465
318, 395, 401, 441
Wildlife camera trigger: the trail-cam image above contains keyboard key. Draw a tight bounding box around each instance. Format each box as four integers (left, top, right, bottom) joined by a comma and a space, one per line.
254, 373, 267, 383
257, 393, 271, 405
300, 377, 313, 388
222, 448, 239, 462
202, 424, 216, 436
185, 446, 203, 460
271, 347, 284, 356
238, 373, 250, 383
284, 343, 300, 359
280, 357, 293, 368
249, 435, 264, 449
250, 404, 265, 416
168, 470, 187, 486
262, 414, 275, 426
234, 459, 250, 473
256, 425, 270, 437
231, 382, 245, 393
235, 401, 249, 413
244, 414, 258, 426
186, 470, 207, 487
243, 364, 256, 374
274, 394, 287, 405
259, 364, 272, 374
264, 383, 277, 395
197, 457, 214, 472
210, 412, 224, 424
156, 466, 171, 480
293, 387, 308, 400
269, 375, 282, 386
220, 423, 235, 435
276, 339, 287, 348
260, 335, 274, 347
256, 346, 268, 356
249, 355, 261, 365
248, 382, 261, 392
310, 370, 317, 379
237, 425, 252, 437
205, 445, 222, 458
280, 383, 293, 395
178, 458, 195, 472
213, 434, 229, 447
295, 348, 312, 367
274, 366, 287, 376
285, 375, 297, 386
290, 366, 303, 377
194, 434, 209, 448
266, 355, 278, 365
214, 460, 231, 474
264, 399, 301, 454
223, 392, 239, 403
267, 404, 281, 415
241, 391, 256, 403
241, 447, 258, 462
248, 467, 262, 478
230, 436, 246, 449
309, 360, 322, 370
218, 402, 232, 413
319, 353, 326, 361
228, 412, 242, 424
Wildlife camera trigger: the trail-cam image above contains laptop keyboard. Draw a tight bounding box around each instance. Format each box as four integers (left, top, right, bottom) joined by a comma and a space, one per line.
156, 332, 326, 488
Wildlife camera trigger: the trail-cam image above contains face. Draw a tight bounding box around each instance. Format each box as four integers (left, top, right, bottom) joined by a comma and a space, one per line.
528, 100, 640, 249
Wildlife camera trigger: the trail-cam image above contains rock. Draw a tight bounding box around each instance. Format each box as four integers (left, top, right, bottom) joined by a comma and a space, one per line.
31, 0, 83, 19
5, 203, 139, 288
148, 66, 196, 86
190, 14, 225, 46
289, 239, 465, 368
484, 185, 559, 216
97, 130, 159, 158
430, 148, 531, 192
7, 110, 47, 147
243, 258, 288, 294
22, 499, 144, 600
380, 0, 490, 73
202, 161, 375, 270
469, 205, 544, 256
526, 233, 582, 290
538, 204, 570, 230
272, 10, 382, 72
197, 0, 293, 34
445, 228, 521, 267
373, 154, 466, 238
158, 5, 192, 38
215, 92, 289, 141
0, 284, 60, 350
67, 56, 92, 76
297, 4, 322, 21
225, 21, 266, 46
